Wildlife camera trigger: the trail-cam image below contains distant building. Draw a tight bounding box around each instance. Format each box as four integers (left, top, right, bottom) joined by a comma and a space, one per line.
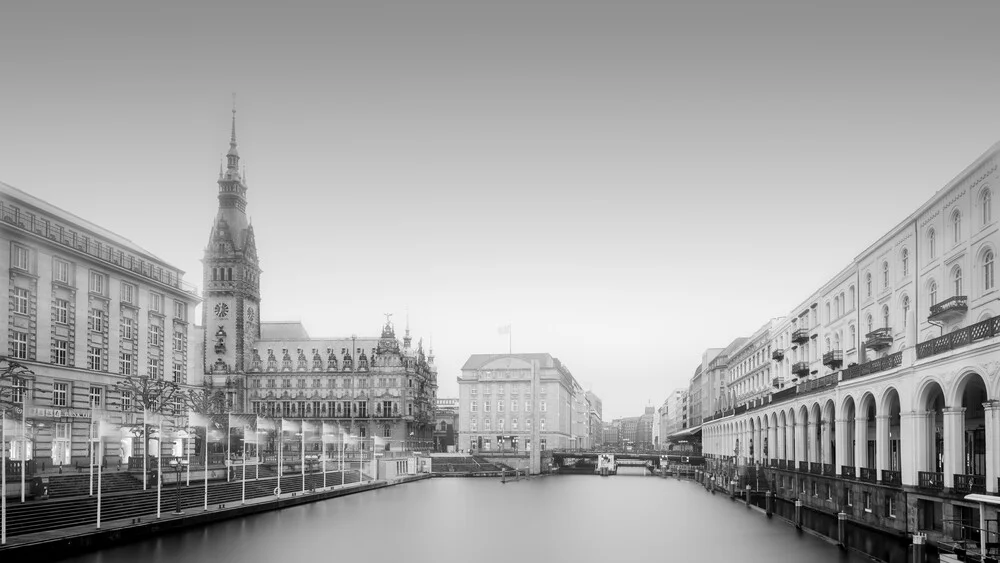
619, 416, 639, 448
636, 406, 655, 450
602, 421, 619, 447
434, 398, 459, 452
586, 391, 603, 448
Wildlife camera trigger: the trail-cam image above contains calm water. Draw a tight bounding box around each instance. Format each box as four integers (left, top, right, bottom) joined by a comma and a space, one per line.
58, 474, 868, 563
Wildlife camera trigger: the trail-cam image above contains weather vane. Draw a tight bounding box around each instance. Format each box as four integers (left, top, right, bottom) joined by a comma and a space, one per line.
384, 312, 393, 326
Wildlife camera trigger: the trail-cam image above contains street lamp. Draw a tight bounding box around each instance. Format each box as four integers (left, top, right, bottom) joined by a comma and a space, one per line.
169, 458, 190, 515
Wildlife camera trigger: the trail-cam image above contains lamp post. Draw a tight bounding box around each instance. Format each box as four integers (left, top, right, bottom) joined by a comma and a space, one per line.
169, 458, 189, 515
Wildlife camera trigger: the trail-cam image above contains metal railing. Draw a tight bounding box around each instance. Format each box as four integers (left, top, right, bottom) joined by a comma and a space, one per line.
919, 471, 944, 490
841, 465, 856, 479
865, 327, 893, 349
859, 467, 877, 482
822, 463, 835, 477
916, 316, 1000, 360
822, 350, 843, 367
842, 351, 902, 381
809, 462, 822, 475
928, 295, 968, 319
792, 361, 810, 376
798, 461, 809, 472
792, 328, 810, 344
881, 469, 901, 486
954, 473, 986, 494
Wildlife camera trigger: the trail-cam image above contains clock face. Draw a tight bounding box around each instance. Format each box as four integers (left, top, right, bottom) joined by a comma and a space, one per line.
214, 303, 229, 318
246, 306, 255, 322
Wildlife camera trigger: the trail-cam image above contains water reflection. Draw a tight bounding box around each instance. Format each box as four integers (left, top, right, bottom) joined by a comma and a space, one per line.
61, 476, 868, 563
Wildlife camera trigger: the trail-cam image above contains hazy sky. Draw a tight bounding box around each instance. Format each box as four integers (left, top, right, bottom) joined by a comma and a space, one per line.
3, 1, 1000, 420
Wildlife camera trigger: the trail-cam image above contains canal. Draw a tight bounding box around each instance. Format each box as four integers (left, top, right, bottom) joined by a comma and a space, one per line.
56, 475, 870, 563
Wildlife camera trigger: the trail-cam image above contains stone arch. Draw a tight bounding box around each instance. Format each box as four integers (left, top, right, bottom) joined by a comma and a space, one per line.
950, 367, 993, 408
841, 395, 857, 467
914, 378, 946, 475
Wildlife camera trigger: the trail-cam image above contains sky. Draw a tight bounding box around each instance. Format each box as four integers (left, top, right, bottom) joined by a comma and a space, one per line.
2, 1, 1000, 420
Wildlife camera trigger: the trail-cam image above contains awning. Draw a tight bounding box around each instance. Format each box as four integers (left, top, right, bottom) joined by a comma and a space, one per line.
666, 425, 702, 441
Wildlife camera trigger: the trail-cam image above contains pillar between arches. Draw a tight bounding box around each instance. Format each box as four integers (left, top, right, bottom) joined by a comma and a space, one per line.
806, 422, 817, 464
942, 407, 966, 489
876, 415, 891, 476
984, 401, 1000, 493
834, 419, 849, 471
899, 411, 920, 487
854, 416, 868, 470
820, 420, 832, 466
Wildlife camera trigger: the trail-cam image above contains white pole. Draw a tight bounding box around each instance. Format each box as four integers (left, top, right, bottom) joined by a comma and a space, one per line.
20, 400, 25, 503
186, 435, 191, 487
89, 422, 94, 496
300, 420, 305, 493
2, 409, 7, 545
156, 418, 162, 519
241, 433, 246, 505
143, 407, 147, 490
323, 439, 327, 490
203, 428, 208, 512
96, 437, 103, 529
226, 416, 231, 483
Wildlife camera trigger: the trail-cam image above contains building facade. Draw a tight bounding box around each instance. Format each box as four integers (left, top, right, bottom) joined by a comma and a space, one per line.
0, 180, 201, 467
586, 391, 603, 449
703, 142, 999, 553
434, 397, 458, 452
457, 353, 587, 452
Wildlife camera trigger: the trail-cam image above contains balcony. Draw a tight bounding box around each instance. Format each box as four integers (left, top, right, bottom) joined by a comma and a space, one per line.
809, 462, 822, 475
916, 316, 1000, 360
918, 471, 944, 490
822, 350, 843, 369
954, 473, 986, 494
798, 461, 809, 472
842, 351, 903, 381
792, 362, 810, 377
859, 467, 877, 483
822, 464, 835, 477
881, 469, 901, 487
841, 465, 856, 479
771, 349, 784, 361
928, 295, 968, 323
791, 328, 810, 344
865, 327, 893, 351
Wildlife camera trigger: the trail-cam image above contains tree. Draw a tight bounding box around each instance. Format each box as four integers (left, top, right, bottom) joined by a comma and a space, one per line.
180, 382, 228, 456
0, 359, 34, 413
113, 375, 182, 462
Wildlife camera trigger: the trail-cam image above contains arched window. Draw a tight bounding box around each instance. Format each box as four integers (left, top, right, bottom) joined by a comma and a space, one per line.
825, 302, 831, 322
985, 249, 995, 292
825, 337, 831, 352
833, 333, 841, 350
882, 261, 890, 287
866, 273, 872, 297
881, 305, 890, 328
928, 228, 936, 260
866, 314, 873, 334
954, 266, 963, 296
902, 248, 909, 276
901, 295, 910, 327
849, 325, 856, 348
983, 189, 993, 225
848, 287, 855, 307
929, 279, 938, 306
953, 210, 962, 243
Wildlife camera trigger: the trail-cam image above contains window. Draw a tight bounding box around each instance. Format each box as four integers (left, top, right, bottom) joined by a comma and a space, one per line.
10, 377, 26, 403
484, 418, 491, 431
953, 210, 962, 243
150, 325, 163, 346
984, 189, 993, 225
88, 346, 102, 371
406, 403, 412, 416
885, 493, 896, 518
471, 418, 478, 432
881, 305, 890, 329
471, 400, 478, 412
484, 401, 491, 413
13, 287, 29, 315
985, 250, 995, 292
866, 314, 873, 334
928, 228, 936, 260
540, 418, 546, 431
53, 259, 70, 284
846, 488, 853, 506
525, 400, 531, 412
90, 309, 104, 332
173, 362, 184, 383
526, 418, 531, 429
865, 273, 872, 297
54, 298, 68, 324
901, 248, 909, 276
901, 296, 910, 327
826, 484, 832, 501
119, 352, 133, 375
498, 418, 505, 431
174, 301, 186, 321
882, 261, 889, 287
53, 340, 68, 365
11, 331, 28, 359
122, 317, 135, 340
540, 400, 547, 412
150, 292, 162, 313
89, 271, 105, 295
498, 400, 504, 412
811, 481, 818, 497
512, 418, 518, 431
120, 282, 135, 305
954, 266, 963, 296
173, 330, 184, 350
929, 280, 938, 306
53, 382, 68, 407
511, 400, 518, 412
89, 386, 103, 408
918, 499, 943, 532
12, 244, 29, 271
863, 491, 872, 512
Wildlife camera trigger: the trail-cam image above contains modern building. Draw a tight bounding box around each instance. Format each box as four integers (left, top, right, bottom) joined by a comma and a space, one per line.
457, 353, 586, 452
0, 180, 201, 467
196, 111, 438, 452
433, 398, 458, 453
703, 141, 999, 555
635, 405, 655, 451
586, 391, 603, 449
602, 420, 619, 448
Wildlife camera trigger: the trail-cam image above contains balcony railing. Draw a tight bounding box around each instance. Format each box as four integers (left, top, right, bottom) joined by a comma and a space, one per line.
881, 469, 901, 487
798, 373, 839, 395
777, 460, 787, 470
792, 362, 810, 377
798, 461, 809, 472
769, 459, 778, 468
822, 350, 843, 368
772, 349, 784, 361
916, 316, 1000, 360
841, 465, 856, 479
822, 463, 835, 477
859, 467, 877, 483
954, 473, 986, 494
928, 295, 968, 323
809, 462, 822, 475
865, 327, 893, 350
842, 351, 902, 382
791, 329, 810, 344
918, 471, 944, 490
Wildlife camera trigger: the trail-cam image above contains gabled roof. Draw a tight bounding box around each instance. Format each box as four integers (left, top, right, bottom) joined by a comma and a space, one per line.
260, 321, 311, 340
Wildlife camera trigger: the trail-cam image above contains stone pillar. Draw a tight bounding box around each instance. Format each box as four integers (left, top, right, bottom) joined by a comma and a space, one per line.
985, 401, 1000, 493
806, 422, 817, 464
876, 415, 891, 478
795, 422, 805, 465
900, 411, 920, 487
854, 416, 868, 471
821, 420, 832, 467
835, 419, 849, 473
942, 407, 965, 489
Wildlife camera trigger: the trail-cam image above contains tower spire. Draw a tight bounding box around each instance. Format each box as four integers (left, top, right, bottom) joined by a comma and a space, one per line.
225, 93, 240, 175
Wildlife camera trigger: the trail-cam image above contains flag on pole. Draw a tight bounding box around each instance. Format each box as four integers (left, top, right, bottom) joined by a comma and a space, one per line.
498, 324, 511, 335
281, 419, 301, 436
187, 411, 212, 429
302, 420, 320, 441
256, 416, 276, 432
373, 435, 386, 451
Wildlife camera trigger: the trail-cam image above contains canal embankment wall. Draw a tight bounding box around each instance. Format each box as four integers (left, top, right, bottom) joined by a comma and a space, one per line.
0, 473, 431, 563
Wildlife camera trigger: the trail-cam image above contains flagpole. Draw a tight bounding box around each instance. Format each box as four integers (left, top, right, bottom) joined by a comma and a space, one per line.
186, 432, 191, 487
96, 435, 103, 529
20, 398, 26, 503
301, 419, 305, 493
226, 415, 231, 483
203, 422, 208, 512
89, 418, 94, 497
156, 417, 162, 519
2, 408, 7, 545
241, 427, 246, 505
142, 406, 147, 490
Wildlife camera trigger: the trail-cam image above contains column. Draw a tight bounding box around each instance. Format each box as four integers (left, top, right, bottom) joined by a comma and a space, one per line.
899, 411, 920, 487
795, 421, 805, 465
984, 402, 1000, 493
854, 416, 867, 470
942, 407, 965, 489
876, 415, 890, 477
821, 420, 832, 467
834, 419, 848, 472
807, 422, 818, 464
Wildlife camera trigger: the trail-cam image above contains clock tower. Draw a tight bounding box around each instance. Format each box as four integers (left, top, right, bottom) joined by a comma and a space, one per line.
202, 103, 261, 383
